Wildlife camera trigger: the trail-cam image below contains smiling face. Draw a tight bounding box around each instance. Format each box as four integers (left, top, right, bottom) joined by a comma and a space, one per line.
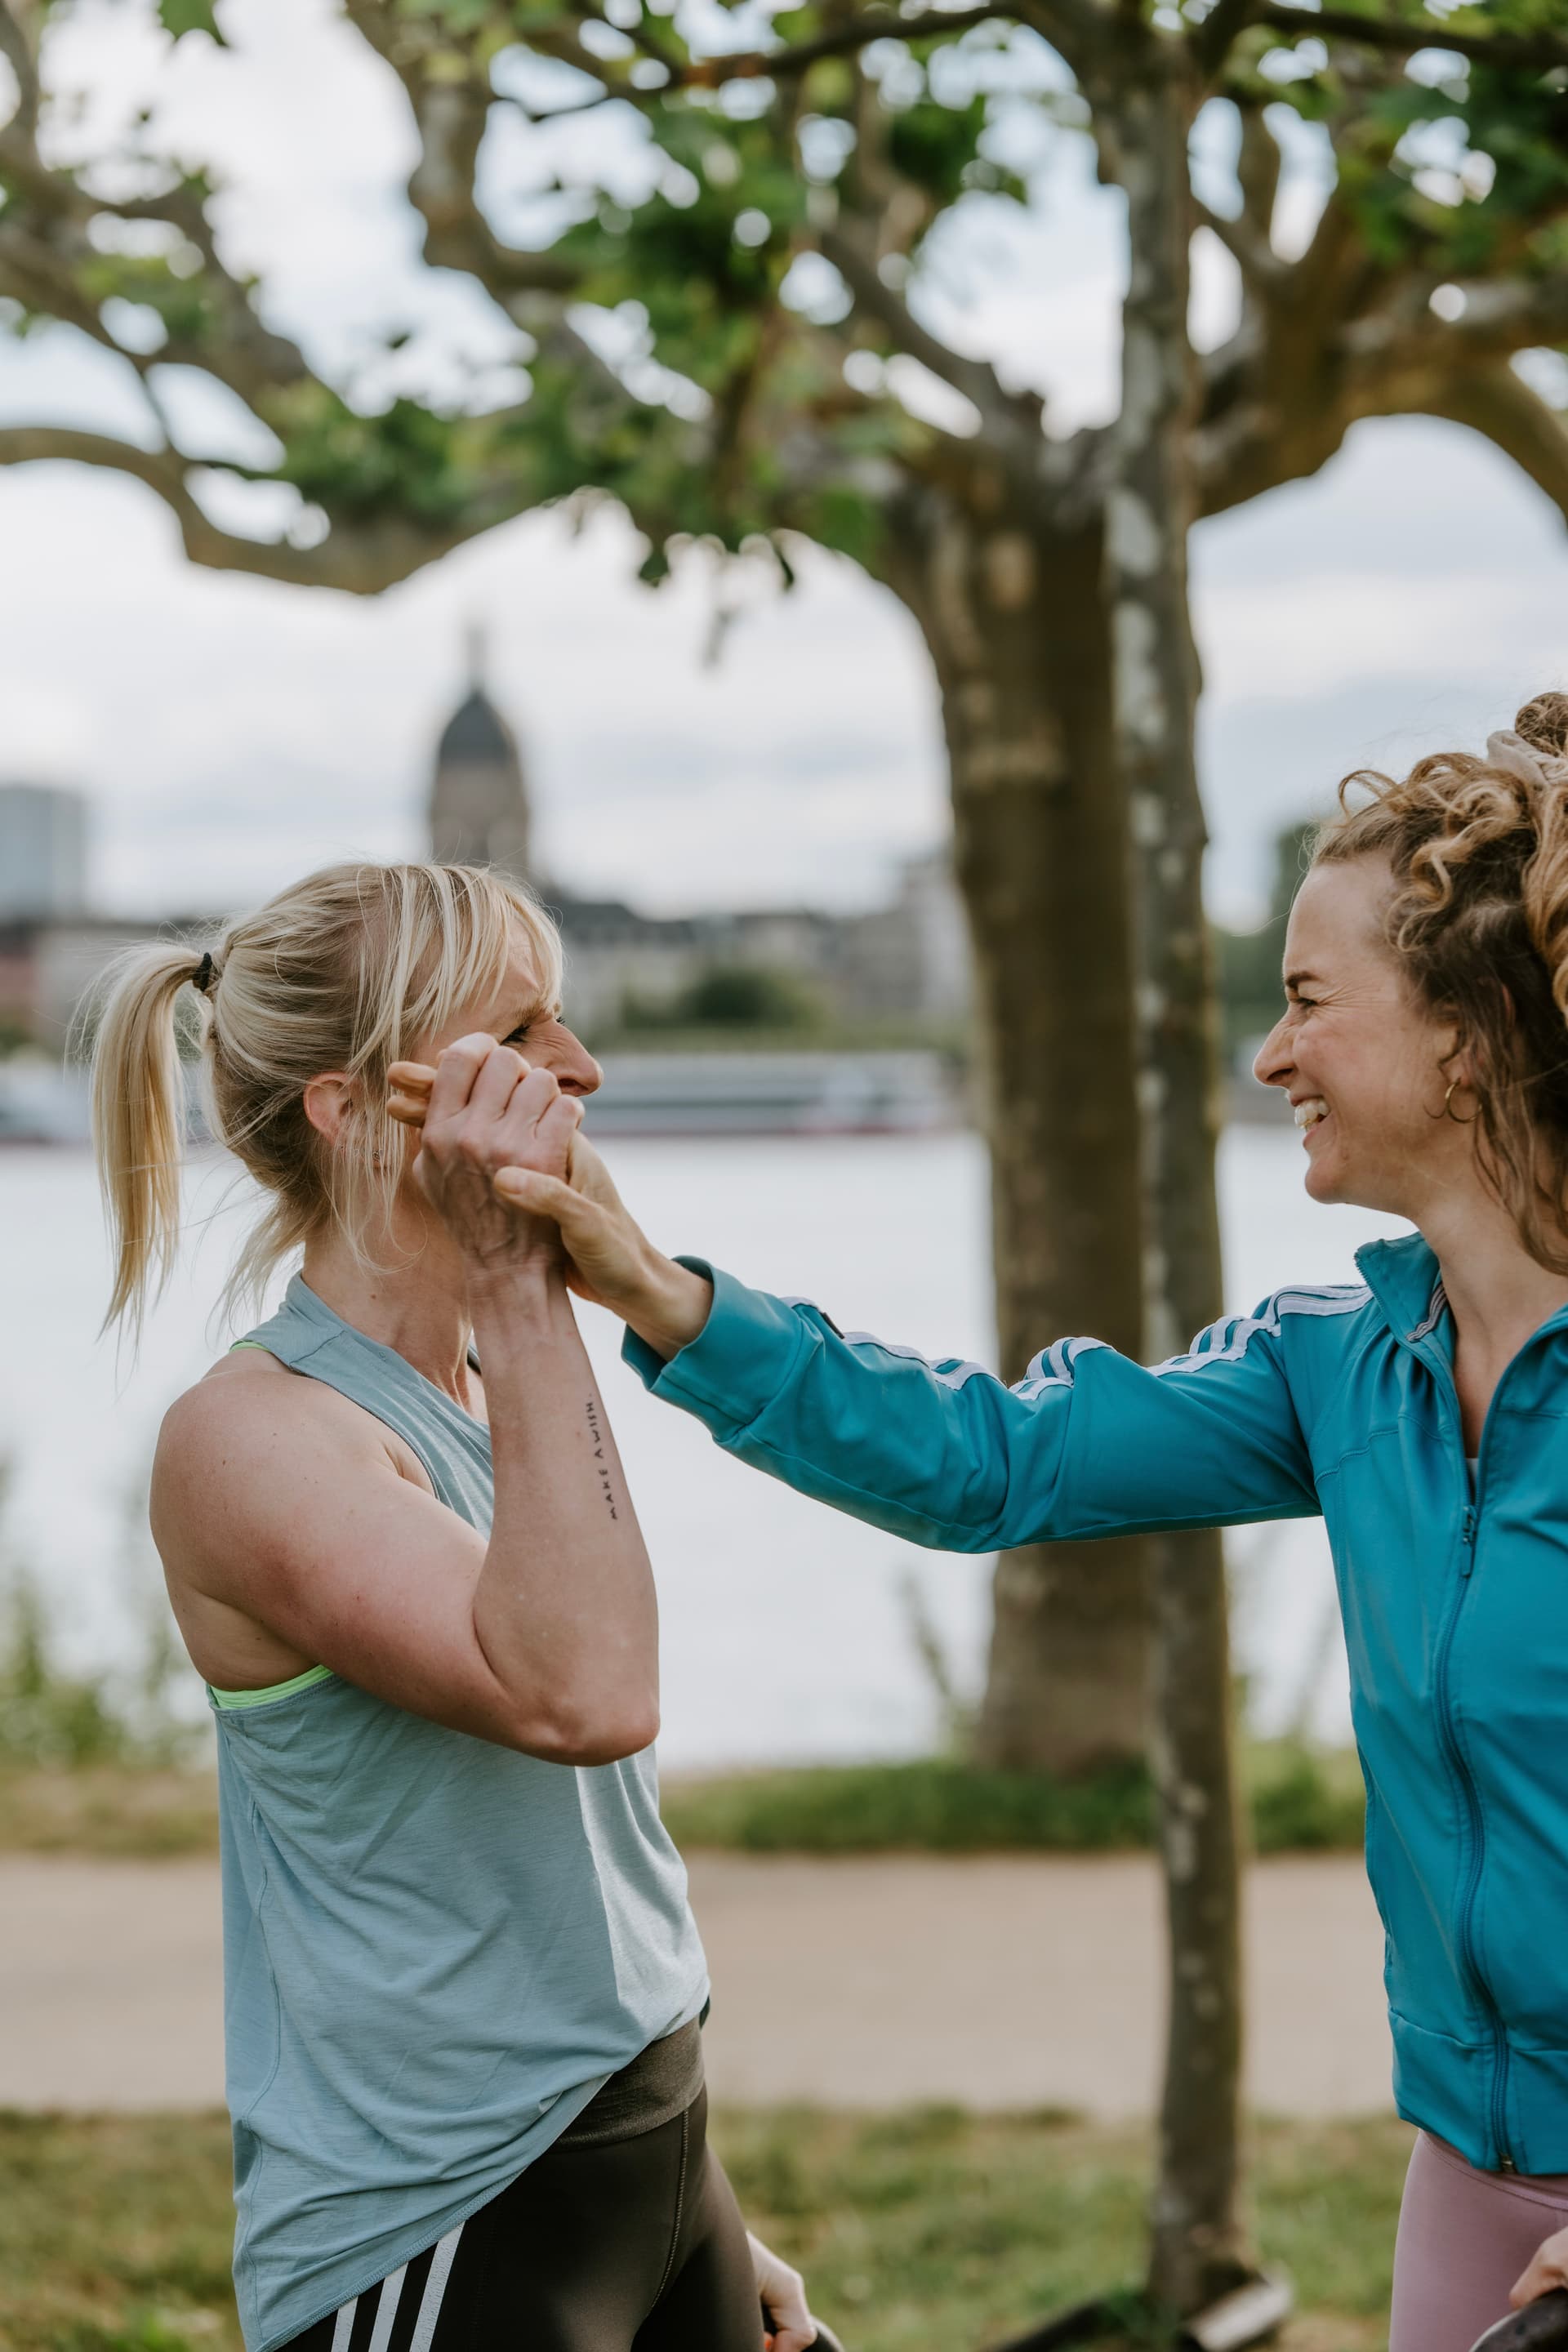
1253, 854, 1470, 1220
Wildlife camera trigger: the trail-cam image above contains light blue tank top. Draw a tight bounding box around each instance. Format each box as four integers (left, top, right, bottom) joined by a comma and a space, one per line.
212, 1274, 708, 2352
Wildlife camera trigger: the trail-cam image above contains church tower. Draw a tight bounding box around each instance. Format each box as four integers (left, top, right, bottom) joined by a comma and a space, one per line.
429, 626, 532, 881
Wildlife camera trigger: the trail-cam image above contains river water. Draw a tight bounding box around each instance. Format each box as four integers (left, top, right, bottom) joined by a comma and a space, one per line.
1, 1127, 1407, 1765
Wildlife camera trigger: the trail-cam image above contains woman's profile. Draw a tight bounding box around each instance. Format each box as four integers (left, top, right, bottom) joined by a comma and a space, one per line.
90, 862, 813, 2352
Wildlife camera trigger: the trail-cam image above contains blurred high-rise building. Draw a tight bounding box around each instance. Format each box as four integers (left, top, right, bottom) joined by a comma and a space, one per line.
0, 782, 88, 920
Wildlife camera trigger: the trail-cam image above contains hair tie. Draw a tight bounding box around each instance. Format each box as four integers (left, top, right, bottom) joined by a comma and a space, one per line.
1488, 730, 1566, 795
193, 951, 216, 997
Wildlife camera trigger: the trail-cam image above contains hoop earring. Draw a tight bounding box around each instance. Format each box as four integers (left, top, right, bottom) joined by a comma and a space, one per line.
1444, 1077, 1478, 1125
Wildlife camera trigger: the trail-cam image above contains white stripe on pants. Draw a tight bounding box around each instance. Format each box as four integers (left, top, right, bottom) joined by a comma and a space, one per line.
323, 2221, 465, 2352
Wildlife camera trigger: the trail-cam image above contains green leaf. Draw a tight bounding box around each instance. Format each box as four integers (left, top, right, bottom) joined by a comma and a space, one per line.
158, 0, 228, 42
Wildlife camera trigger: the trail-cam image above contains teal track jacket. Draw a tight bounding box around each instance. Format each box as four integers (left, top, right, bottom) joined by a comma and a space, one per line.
626, 1229, 1568, 2175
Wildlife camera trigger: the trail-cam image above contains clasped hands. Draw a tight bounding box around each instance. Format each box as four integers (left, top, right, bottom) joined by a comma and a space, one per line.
388, 1041, 711, 1361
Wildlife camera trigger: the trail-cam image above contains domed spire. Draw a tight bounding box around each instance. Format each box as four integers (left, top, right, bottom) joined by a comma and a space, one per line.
436, 619, 517, 764
437, 688, 517, 766
429, 621, 532, 880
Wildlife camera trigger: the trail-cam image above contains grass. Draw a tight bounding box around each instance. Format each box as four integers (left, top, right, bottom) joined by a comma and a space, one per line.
0, 2109, 238, 2352
723, 2109, 1412, 2351
0, 2107, 1411, 2352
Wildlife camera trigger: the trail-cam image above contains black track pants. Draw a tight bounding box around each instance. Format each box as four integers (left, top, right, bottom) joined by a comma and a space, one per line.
278, 2088, 764, 2352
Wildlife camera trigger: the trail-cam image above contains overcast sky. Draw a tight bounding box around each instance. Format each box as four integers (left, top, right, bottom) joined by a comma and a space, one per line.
2, 0, 1566, 928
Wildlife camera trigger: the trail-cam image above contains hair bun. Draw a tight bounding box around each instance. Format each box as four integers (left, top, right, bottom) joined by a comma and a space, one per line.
1514, 693, 1568, 760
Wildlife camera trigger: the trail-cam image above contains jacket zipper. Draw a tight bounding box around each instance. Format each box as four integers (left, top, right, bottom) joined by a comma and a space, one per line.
1423, 1367, 1514, 2170
1432, 1485, 1515, 2167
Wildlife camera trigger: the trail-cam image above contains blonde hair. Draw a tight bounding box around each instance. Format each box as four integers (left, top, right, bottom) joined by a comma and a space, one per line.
1314, 692, 1568, 1272
87, 862, 564, 1337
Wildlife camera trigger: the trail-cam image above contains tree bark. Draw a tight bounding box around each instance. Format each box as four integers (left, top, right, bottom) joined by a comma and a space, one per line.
1098, 53, 1251, 2316
883, 478, 1151, 1776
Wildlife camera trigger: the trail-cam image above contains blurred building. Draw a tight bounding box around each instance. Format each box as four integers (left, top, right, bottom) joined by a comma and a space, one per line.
425, 647, 973, 1038
0, 647, 973, 1072
832, 849, 973, 1022
0, 782, 126, 1053
0, 914, 207, 1054
0, 782, 88, 920
430, 632, 532, 878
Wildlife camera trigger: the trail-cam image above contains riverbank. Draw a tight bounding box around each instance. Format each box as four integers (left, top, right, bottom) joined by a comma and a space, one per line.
0, 1745, 1368, 1860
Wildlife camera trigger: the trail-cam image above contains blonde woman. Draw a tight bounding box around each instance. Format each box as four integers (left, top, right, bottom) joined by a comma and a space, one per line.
91, 865, 813, 2352
448, 695, 1568, 2352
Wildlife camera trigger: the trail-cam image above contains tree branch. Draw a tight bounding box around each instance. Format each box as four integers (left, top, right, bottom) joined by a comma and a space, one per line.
0, 0, 41, 143
1407, 365, 1568, 528
1256, 5, 1568, 74
1235, 96, 1283, 233
1010, 0, 1110, 57
1337, 268, 1568, 387
1190, 0, 1264, 80
0, 38, 314, 421
817, 224, 1037, 444
0, 426, 479, 592
1193, 196, 1284, 285
341, 3, 586, 305
675, 4, 1009, 88
1437, 274, 1568, 363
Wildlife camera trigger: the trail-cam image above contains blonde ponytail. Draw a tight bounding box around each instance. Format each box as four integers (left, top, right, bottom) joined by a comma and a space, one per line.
85, 940, 219, 1339
83, 862, 564, 1340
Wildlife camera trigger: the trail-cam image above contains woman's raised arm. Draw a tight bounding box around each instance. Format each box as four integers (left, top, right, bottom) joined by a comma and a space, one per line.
617, 1261, 1327, 1552
158, 1045, 662, 1765
383, 1094, 1328, 1553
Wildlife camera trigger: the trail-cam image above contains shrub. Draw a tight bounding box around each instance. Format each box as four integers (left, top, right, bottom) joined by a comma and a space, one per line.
662, 1747, 1365, 1856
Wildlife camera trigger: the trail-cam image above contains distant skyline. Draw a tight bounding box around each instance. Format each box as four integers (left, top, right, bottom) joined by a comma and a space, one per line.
2, 0, 1566, 931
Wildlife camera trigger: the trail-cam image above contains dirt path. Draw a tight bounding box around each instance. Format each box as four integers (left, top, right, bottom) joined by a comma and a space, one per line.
0, 1851, 1392, 2116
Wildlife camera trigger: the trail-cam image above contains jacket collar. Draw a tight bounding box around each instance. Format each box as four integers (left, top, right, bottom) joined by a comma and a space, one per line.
1355, 1228, 1568, 1358
1354, 1231, 1447, 1345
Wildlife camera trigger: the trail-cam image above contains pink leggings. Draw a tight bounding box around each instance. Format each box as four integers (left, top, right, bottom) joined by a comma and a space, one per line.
1391, 2132, 1568, 2352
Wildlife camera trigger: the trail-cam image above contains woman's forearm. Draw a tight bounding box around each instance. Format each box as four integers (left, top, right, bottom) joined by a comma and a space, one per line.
466, 1262, 661, 1763
617, 1249, 714, 1361
624, 1269, 1322, 1554
490, 1142, 714, 1360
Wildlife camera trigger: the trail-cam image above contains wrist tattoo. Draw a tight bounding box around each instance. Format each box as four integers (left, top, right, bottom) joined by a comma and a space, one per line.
586, 1397, 617, 1521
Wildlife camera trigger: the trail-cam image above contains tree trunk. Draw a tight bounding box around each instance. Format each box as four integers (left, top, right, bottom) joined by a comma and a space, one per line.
1098, 54, 1252, 2317
884, 479, 1151, 1776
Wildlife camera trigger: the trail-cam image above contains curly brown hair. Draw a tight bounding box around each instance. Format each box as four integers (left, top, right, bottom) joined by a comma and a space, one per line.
1312, 693, 1568, 1273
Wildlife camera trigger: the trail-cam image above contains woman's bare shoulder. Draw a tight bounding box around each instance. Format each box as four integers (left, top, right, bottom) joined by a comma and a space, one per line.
162, 1343, 354, 1441
155, 1348, 427, 1511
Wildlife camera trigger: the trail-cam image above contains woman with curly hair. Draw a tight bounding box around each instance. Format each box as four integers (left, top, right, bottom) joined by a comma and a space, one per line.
424, 693, 1568, 2350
